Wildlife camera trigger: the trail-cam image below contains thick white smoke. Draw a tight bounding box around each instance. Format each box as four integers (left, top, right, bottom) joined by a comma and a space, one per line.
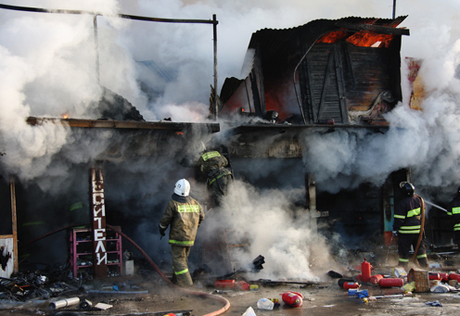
2, 0, 460, 278
206, 180, 333, 280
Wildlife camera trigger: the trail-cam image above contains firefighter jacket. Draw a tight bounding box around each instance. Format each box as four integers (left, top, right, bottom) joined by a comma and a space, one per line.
159, 194, 205, 247
197, 151, 233, 185
447, 195, 460, 232
393, 194, 425, 235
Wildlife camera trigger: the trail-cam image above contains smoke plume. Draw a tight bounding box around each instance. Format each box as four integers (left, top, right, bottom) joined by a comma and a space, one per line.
2, 0, 460, 278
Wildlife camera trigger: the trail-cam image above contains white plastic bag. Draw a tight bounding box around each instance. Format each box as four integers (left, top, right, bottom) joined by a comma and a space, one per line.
257, 298, 274, 310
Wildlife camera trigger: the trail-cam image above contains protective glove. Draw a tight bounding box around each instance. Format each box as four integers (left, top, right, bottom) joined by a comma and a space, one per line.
159, 224, 166, 239
392, 230, 398, 237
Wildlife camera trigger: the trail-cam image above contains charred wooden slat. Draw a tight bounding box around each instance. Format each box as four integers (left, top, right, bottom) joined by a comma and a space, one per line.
26, 117, 220, 133
336, 21, 410, 36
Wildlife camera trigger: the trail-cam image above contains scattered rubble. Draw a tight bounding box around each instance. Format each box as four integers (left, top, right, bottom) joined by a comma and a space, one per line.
2, 252, 460, 315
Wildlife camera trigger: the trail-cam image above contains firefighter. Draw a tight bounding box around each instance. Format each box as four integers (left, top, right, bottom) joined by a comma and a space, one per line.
197, 149, 233, 208
446, 186, 460, 249
158, 179, 205, 287
392, 182, 428, 269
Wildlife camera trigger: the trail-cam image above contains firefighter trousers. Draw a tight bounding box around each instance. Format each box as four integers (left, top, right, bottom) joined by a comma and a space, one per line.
397, 233, 428, 269
171, 245, 193, 287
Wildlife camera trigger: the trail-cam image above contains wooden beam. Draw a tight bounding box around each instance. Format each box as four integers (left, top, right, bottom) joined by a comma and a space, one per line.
9, 175, 18, 274
337, 22, 410, 36
26, 117, 220, 133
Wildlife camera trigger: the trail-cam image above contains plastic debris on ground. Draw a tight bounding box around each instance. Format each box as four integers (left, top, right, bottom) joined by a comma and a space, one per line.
348, 289, 369, 299
430, 284, 450, 293
256, 298, 274, 310
94, 302, 113, 310
242, 306, 257, 316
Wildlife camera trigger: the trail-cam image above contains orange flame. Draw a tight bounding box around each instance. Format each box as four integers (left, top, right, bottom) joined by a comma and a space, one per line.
317, 30, 394, 48
317, 31, 348, 43
346, 32, 394, 48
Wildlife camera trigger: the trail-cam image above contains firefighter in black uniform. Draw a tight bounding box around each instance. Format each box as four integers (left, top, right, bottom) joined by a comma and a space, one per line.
446, 186, 460, 249
392, 182, 428, 269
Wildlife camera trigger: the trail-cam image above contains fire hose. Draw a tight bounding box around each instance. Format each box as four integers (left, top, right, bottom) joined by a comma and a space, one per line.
21, 223, 230, 316
412, 197, 426, 266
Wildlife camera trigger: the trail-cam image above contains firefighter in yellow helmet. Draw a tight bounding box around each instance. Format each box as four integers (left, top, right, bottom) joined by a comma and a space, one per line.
158, 179, 205, 287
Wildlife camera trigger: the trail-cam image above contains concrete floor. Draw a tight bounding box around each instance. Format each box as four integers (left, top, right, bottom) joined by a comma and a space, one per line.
3, 251, 460, 316
3, 270, 460, 316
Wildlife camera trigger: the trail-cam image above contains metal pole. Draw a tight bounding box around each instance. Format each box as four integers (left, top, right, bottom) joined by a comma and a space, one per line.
93, 15, 100, 84
392, 0, 397, 19
0, 3, 218, 115
213, 14, 218, 120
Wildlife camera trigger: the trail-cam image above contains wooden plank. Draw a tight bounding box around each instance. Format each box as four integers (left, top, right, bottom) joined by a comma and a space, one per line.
336, 22, 410, 36
26, 117, 220, 133
91, 167, 107, 279
9, 175, 18, 274
333, 44, 349, 124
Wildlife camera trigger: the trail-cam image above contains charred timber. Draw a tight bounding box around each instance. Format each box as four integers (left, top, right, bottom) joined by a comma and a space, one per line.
336, 21, 410, 36
231, 123, 389, 135
26, 117, 220, 133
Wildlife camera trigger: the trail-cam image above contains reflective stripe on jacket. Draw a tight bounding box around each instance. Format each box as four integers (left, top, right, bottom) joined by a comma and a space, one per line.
447, 195, 460, 231
393, 195, 424, 235
198, 151, 229, 175
159, 194, 204, 246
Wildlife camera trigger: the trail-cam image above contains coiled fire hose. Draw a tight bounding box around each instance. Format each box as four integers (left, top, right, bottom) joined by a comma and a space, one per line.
22, 223, 230, 316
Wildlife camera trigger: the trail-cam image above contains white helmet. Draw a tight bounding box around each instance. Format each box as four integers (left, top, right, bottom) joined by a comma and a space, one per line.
174, 179, 190, 197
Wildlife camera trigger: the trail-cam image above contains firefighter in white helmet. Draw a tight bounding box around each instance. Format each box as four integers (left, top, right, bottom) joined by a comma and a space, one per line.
158, 179, 205, 287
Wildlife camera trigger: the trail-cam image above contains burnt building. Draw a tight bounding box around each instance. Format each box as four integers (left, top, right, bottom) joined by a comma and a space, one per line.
215, 16, 416, 251
219, 16, 409, 125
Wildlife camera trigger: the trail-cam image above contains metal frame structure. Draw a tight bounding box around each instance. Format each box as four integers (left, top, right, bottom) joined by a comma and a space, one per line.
0, 3, 220, 119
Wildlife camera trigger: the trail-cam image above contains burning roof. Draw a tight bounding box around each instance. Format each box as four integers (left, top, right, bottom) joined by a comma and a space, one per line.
219, 16, 409, 127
